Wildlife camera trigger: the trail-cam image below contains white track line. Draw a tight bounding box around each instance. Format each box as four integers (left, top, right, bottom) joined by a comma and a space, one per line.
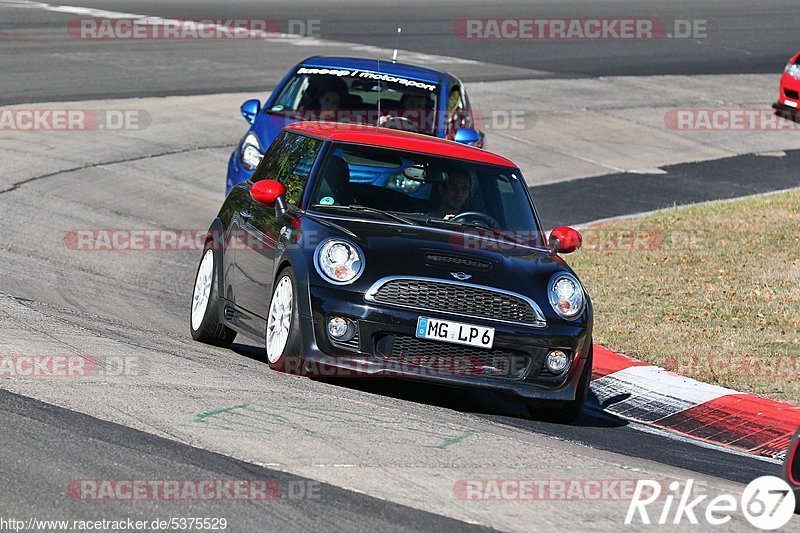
3, 0, 478, 66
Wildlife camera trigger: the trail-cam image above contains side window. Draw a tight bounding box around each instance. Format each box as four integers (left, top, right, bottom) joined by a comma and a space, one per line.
446, 85, 471, 139
447, 86, 463, 116
251, 132, 323, 206
272, 76, 307, 110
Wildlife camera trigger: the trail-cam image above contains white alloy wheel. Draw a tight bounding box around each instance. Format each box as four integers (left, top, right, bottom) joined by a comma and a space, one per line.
266, 275, 294, 363
191, 249, 214, 331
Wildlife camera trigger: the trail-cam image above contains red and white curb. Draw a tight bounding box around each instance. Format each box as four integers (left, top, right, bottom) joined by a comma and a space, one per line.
590, 345, 800, 461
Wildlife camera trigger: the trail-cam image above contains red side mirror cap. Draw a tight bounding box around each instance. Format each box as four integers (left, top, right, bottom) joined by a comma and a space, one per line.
549, 226, 582, 254
250, 179, 285, 207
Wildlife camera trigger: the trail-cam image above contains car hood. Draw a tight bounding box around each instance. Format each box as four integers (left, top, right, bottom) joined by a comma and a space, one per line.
252, 112, 301, 148
299, 213, 575, 298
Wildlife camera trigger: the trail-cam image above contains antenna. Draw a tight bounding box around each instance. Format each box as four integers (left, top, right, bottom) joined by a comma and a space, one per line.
377, 52, 382, 124
391, 27, 402, 63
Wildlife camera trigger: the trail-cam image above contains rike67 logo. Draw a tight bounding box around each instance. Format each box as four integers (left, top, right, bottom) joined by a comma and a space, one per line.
626, 476, 795, 529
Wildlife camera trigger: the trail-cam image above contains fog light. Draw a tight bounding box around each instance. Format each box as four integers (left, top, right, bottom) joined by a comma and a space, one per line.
545, 350, 569, 374
327, 317, 349, 339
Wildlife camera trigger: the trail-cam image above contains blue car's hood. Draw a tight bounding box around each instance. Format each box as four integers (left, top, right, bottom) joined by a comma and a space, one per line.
252, 112, 301, 149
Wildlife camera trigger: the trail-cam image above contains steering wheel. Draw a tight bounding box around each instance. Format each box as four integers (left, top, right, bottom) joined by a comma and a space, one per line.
379, 115, 415, 130
450, 211, 501, 230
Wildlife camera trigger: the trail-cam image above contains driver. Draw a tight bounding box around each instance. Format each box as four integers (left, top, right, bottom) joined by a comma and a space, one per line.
427, 169, 471, 220
378, 93, 431, 133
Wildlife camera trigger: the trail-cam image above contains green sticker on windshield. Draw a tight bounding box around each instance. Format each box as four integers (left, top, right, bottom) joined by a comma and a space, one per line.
320, 196, 335, 205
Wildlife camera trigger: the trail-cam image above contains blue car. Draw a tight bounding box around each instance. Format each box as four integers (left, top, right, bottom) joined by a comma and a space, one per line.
226, 56, 485, 193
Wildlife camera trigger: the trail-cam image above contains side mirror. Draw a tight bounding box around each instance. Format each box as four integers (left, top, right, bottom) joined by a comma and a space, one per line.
240, 99, 261, 124
453, 128, 483, 146
549, 226, 582, 254
250, 179, 285, 207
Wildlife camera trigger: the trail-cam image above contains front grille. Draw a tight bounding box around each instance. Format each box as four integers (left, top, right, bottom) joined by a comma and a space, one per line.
424, 253, 493, 272
785, 89, 799, 100
375, 334, 529, 379
368, 278, 542, 325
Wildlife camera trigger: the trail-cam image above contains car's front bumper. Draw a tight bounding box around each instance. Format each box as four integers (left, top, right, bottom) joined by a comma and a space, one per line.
291, 283, 592, 402
775, 73, 800, 115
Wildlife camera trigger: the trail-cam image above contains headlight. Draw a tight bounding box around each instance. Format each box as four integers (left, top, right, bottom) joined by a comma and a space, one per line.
548, 273, 585, 320
240, 133, 263, 170
314, 239, 365, 285
785, 62, 800, 80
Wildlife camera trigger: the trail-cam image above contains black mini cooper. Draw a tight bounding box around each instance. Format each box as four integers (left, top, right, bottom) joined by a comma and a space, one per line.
191, 121, 593, 422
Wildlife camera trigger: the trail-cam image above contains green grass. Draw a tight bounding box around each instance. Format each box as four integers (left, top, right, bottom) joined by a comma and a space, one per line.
569, 189, 800, 404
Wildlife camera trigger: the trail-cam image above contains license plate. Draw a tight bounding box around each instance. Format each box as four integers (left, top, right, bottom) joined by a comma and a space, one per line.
415, 317, 495, 349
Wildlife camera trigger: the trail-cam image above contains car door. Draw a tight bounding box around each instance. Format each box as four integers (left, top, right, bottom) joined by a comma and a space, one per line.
231, 131, 323, 320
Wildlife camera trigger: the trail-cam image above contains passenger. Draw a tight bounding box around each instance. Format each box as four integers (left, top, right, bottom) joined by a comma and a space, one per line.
303, 77, 348, 121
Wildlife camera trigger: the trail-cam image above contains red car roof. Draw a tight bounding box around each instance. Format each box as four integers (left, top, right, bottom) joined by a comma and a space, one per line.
285, 121, 517, 168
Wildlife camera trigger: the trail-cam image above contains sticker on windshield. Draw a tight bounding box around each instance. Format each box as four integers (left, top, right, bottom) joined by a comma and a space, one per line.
296, 67, 438, 92
320, 196, 335, 205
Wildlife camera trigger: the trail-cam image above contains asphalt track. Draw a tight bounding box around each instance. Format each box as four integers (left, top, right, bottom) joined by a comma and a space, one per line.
0, 390, 491, 532
2, 0, 800, 103
533, 149, 800, 227
0, 0, 798, 531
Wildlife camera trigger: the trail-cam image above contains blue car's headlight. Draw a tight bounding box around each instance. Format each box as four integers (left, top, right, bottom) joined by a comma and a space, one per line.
548, 272, 585, 320
240, 132, 263, 170
314, 239, 364, 285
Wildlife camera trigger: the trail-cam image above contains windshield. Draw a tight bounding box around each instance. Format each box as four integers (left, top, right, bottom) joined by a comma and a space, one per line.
308, 143, 544, 245
269, 67, 440, 135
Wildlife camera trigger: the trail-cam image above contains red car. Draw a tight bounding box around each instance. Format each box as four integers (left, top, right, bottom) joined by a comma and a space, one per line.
773, 51, 800, 115
786, 426, 800, 513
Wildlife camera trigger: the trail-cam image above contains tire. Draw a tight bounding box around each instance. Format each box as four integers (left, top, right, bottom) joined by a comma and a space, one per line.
265, 266, 302, 372
190, 242, 237, 347
528, 344, 593, 424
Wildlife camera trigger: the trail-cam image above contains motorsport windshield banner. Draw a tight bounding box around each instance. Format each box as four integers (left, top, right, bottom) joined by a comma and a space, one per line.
296, 67, 438, 92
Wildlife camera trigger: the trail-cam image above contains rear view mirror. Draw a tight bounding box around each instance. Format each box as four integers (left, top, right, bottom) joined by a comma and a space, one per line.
240, 99, 261, 124
402, 166, 426, 181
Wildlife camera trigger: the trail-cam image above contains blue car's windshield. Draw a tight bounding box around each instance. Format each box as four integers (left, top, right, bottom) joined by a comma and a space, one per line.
270, 68, 440, 135
308, 143, 544, 245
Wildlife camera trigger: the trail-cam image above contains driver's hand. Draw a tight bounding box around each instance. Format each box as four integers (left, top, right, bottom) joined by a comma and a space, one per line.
443, 214, 456, 220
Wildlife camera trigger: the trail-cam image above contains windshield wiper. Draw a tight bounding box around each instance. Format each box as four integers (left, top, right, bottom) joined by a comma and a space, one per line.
424, 218, 529, 247
311, 204, 415, 225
